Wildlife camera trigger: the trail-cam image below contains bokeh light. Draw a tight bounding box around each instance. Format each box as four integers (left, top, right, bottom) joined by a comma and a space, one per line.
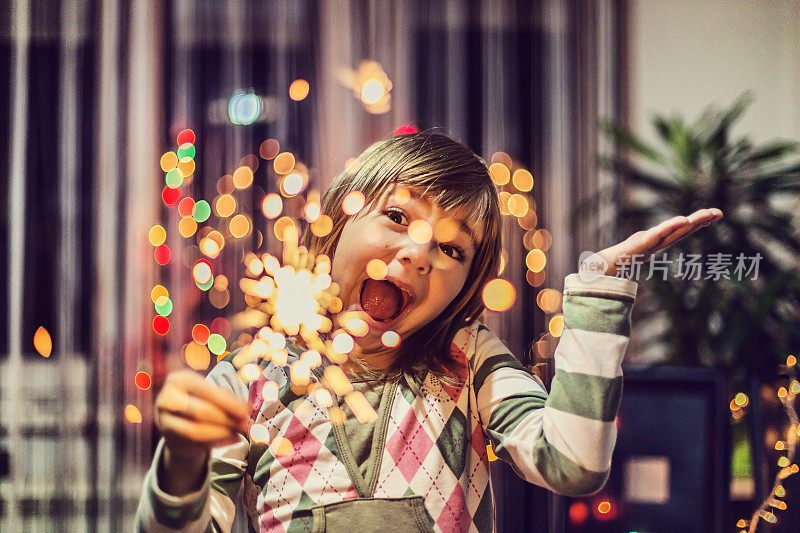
148, 225, 166, 246
482, 278, 516, 312
165, 168, 183, 187
228, 92, 261, 125
394, 187, 411, 205
193, 200, 211, 222
532, 229, 552, 251
178, 197, 195, 218
491, 151, 513, 167
488, 163, 510, 185
507, 194, 528, 218
366, 258, 388, 280
342, 190, 365, 215
526, 249, 546, 273
215, 194, 236, 218
310, 215, 333, 237
273, 152, 295, 175
184, 341, 211, 371
281, 173, 304, 196
191, 323, 211, 345
33, 326, 52, 357
154, 296, 173, 317
512, 169, 534, 191
150, 285, 168, 303
361, 80, 385, 105
433, 219, 459, 242
124, 404, 142, 424
134, 371, 152, 390
262, 193, 283, 219
177, 157, 195, 178
154, 245, 171, 265
178, 216, 198, 238
289, 79, 310, 101
160, 151, 177, 172
177, 128, 195, 146
548, 314, 565, 337
193, 259, 213, 284
259, 139, 280, 160
207, 333, 227, 355
152, 315, 170, 335
162, 186, 180, 206
408, 219, 433, 244
381, 330, 401, 348
536, 288, 562, 313
233, 165, 254, 189
249, 423, 270, 443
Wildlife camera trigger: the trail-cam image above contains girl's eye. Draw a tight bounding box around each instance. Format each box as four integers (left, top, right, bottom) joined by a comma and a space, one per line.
439, 243, 464, 261
385, 209, 407, 225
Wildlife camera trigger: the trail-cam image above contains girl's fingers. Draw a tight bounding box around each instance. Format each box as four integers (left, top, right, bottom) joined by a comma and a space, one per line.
165, 370, 250, 425
159, 412, 245, 448
157, 387, 244, 430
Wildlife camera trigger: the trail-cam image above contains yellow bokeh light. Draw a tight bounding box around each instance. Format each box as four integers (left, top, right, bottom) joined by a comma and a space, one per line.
408, 219, 433, 244
151, 285, 168, 303
512, 169, 534, 192
160, 151, 178, 172
491, 151, 513, 167
548, 315, 565, 337
536, 288, 562, 314
178, 216, 198, 238
230, 214, 251, 238
381, 330, 401, 348
734, 392, 749, 407
788, 355, 797, 366
200, 237, 221, 258
273, 152, 296, 175
526, 269, 546, 287
261, 193, 283, 219
262, 381, 279, 401
281, 173, 304, 196
260, 139, 280, 160
394, 187, 411, 205
274, 216, 297, 241
315, 388, 333, 407
271, 436, 294, 456
791, 380, 800, 394
177, 157, 195, 178
366, 258, 388, 280
345, 391, 378, 423
482, 278, 516, 312
433, 219, 459, 242
33, 326, 52, 357
148, 225, 166, 246
301, 349, 322, 368
489, 163, 510, 185
498, 191, 511, 216
233, 166, 254, 189
332, 331, 355, 354
507, 194, 529, 218
519, 210, 538, 231
124, 404, 142, 424
289, 79, 310, 101
185, 341, 211, 370
324, 365, 353, 395
311, 215, 333, 237
526, 249, 547, 273
361, 80, 385, 105
249, 423, 270, 443
342, 190, 366, 215
215, 194, 236, 218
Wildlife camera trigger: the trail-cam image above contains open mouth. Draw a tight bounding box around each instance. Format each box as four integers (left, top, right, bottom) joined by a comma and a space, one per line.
359, 279, 410, 322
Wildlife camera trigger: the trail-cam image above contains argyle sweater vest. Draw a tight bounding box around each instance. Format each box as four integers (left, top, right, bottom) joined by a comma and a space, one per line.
137, 274, 637, 533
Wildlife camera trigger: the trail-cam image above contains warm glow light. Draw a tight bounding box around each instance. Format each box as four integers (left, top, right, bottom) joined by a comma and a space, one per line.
381, 330, 401, 348
215, 194, 236, 218
178, 216, 198, 238
507, 194, 528, 218
342, 190, 366, 215
548, 315, 565, 337
597, 501, 612, 514
124, 404, 142, 424
324, 365, 353, 395
310, 215, 333, 237
135, 371, 152, 390
361, 80, 385, 105
315, 388, 333, 407
366, 258, 388, 280
230, 214, 251, 238
262, 193, 283, 219
271, 436, 294, 456
233, 165, 254, 189
290, 360, 311, 386
408, 219, 433, 244
259, 139, 280, 160
262, 381, 279, 401
177, 158, 195, 178
274, 216, 297, 241
192, 323, 211, 345
178, 197, 196, 218
532, 229, 553, 251
289, 79, 310, 101
152, 315, 170, 335
332, 332, 355, 354
394, 187, 411, 205
273, 152, 296, 174
33, 326, 52, 357
148, 225, 166, 246
536, 288, 562, 314
512, 169, 534, 191
489, 163, 510, 185
526, 249, 547, 273
160, 151, 178, 172
304, 201, 321, 222
345, 391, 378, 423
482, 279, 516, 312
249, 423, 270, 443
788, 355, 797, 367
151, 285, 168, 304
154, 245, 171, 265
433, 219, 459, 242
281, 173, 304, 196
734, 392, 749, 407
185, 341, 211, 371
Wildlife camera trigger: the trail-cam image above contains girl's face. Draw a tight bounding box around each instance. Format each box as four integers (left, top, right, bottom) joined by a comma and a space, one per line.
331, 189, 479, 363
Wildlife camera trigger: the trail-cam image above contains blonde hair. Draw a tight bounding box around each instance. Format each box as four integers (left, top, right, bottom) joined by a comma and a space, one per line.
304, 132, 502, 378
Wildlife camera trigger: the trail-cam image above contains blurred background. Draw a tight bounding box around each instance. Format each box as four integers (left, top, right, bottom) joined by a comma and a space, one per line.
1, 0, 799, 531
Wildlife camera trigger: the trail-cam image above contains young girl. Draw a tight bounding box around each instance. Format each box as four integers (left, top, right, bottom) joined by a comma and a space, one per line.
136, 132, 721, 532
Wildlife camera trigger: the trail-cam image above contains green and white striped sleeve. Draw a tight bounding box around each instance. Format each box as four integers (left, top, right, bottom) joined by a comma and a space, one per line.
135, 357, 251, 533
474, 273, 637, 496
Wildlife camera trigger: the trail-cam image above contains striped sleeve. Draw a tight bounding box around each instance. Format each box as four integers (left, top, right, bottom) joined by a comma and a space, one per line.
135, 357, 251, 532
473, 273, 637, 496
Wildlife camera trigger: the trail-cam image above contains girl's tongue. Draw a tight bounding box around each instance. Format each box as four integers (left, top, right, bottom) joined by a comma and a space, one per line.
360, 279, 403, 321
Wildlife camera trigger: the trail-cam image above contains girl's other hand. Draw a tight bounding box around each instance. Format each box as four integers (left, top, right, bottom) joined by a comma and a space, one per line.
154, 370, 249, 495
580, 208, 723, 278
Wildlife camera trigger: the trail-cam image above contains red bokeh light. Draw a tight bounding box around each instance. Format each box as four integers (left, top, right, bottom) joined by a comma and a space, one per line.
152, 315, 170, 335
393, 123, 419, 136
192, 323, 211, 345
568, 501, 589, 524
162, 186, 181, 206
177, 128, 195, 146
134, 371, 152, 390
178, 197, 196, 217
210, 317, 231, 338
154, 245, 171, 265
594, 499, 617, 521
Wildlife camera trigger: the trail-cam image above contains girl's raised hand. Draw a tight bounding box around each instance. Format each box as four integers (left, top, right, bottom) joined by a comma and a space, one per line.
580, 208, 723, 278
